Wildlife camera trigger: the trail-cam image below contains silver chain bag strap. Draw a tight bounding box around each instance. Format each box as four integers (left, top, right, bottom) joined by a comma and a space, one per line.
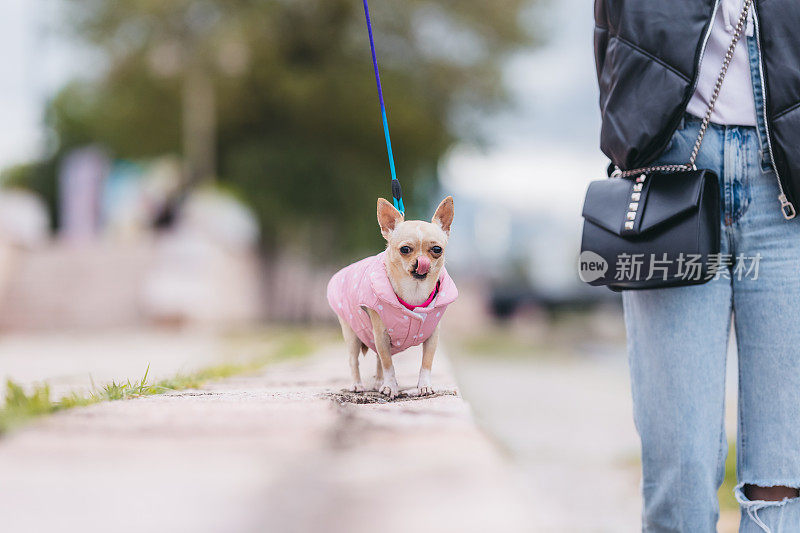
615, 0, 753, 178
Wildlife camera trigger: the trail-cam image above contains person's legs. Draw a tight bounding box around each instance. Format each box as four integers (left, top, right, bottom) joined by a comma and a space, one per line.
623, 117, 734, 532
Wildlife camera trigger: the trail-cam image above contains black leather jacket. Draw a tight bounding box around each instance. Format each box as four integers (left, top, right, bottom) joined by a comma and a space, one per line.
595, 0, 800, 219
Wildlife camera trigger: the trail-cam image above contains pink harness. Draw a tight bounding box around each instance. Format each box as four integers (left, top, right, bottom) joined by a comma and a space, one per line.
327, 252, 457, 355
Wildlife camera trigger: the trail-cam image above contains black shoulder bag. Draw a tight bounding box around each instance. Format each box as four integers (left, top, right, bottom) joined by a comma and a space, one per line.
580, 0, 752, 291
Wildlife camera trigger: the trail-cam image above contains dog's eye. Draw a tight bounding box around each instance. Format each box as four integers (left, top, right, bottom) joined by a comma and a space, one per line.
431, 246, 442, 254
399, 246, 412, 254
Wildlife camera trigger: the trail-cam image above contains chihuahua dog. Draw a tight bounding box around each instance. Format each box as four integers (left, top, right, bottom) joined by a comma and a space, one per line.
327, 197, 457, 398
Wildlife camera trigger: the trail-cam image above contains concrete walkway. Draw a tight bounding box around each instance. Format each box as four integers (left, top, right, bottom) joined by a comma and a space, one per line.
452, 343, 741, 532
0, 330, 228, 400
0, 344, 535, 533
455, 353, 643, 531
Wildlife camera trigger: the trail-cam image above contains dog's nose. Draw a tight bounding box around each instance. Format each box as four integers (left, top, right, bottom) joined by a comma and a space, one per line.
415, 255, 430, 275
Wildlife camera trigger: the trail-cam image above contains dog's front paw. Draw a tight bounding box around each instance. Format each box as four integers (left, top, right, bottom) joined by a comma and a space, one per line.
417, 369, 433, 396
351, 382, 365, 393
379, 377, 399, 399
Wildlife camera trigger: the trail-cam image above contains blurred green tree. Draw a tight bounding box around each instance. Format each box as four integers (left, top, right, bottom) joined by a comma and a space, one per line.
10, 0, 535, 257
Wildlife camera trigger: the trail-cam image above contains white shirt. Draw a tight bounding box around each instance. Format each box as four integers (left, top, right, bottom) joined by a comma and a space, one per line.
686, 0, 757, 126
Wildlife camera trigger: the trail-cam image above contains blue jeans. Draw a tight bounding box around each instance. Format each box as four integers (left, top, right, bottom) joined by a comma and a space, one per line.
622, 36, 800, 533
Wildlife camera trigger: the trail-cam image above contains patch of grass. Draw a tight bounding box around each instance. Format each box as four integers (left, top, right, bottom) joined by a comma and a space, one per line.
453, 328, 567, 359
460, 334, 547, 357
719, 440, 738, 510
0, 332, 315, 435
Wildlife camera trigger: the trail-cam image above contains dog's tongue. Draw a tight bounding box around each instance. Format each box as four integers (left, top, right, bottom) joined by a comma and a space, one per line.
415, 256, 431, 275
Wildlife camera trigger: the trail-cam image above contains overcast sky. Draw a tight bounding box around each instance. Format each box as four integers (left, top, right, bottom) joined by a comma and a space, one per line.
0, 0, 41, 168
442, 0, 605, 219
0, 0, 99, 169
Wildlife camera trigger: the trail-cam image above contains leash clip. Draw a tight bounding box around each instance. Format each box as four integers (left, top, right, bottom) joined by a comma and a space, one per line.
391, 179, 404, 215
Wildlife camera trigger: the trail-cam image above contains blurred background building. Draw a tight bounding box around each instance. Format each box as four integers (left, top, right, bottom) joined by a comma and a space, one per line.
0, 0, 618, 331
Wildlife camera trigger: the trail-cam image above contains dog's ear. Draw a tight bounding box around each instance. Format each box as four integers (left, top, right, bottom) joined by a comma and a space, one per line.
377, 198, 404, 240
432, 196, 454, 235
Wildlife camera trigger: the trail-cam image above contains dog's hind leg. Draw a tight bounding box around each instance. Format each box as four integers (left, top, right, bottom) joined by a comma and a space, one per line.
366, 308, 398, 399
338, 317, 364, 392
371, 346, 383, 391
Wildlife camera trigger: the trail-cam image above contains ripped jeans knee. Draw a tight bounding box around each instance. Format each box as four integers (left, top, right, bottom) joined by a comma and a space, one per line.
735, 482, 800, 533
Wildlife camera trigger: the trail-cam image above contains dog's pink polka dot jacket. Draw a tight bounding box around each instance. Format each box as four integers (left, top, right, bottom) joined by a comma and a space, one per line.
327, 251, 458, 355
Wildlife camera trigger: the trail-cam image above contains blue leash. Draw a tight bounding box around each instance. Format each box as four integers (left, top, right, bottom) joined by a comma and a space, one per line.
362, 0, 405, 215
